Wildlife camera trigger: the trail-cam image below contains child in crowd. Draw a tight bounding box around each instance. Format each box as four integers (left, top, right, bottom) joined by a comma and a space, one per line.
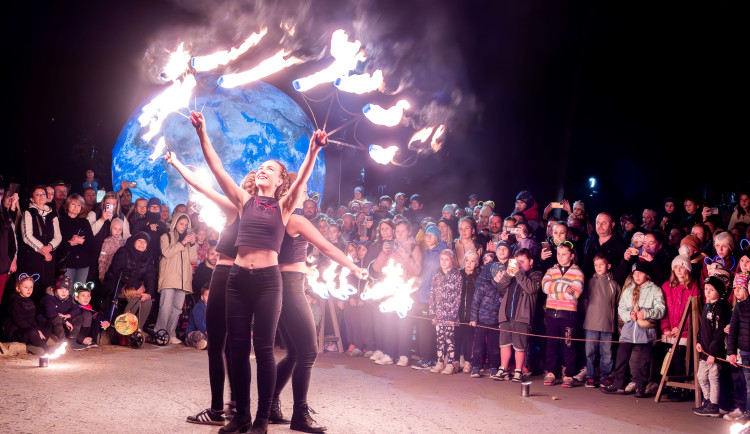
458, 250, 479, 373
583, 253, 621, 387
541, 242, 585, 387
38, 275, 86, 350
727, 252, 750, 423
185, 284, 209, 350
469, 255, 505, 378
630, 232, 646, 256
602, 262, 665, 397
429, 249, 462, 374
4, 273, 48, 355
693, 276, 732, 417
98, 218, 126, 281
73, 282, 110, 348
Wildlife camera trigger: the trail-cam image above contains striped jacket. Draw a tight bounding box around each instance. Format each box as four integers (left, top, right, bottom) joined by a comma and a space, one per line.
542, 263, 584, 312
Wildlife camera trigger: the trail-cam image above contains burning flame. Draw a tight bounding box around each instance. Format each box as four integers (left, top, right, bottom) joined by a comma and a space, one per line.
368, 144, 398, 165
431, 124, 446, 152
307, 262, 357, 300
360, 259, 417, 318
149, 137, 167, 162
730, 421, 750, 434
408, 127, 435, 149
334, 70, 384, 94
218, 50, 303, 88
188, 168, 228, 232
138, 74, 197, 142
292, 29, 366, 92
42, 341, 68, 359
190, 28, 268, 72
362, 100, 411, 127
159, 43, 191, 82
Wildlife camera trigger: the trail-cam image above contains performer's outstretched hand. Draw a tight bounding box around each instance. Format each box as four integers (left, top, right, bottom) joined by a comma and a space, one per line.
165, 150, 178, 166
353, 267, 368, 280
311, 129, 328, 151
190, 110, 206, 135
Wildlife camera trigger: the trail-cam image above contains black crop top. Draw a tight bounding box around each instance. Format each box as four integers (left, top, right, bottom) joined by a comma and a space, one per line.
235, 196, 285, 254
278, 231, 309, 265
215, 218, 240, 258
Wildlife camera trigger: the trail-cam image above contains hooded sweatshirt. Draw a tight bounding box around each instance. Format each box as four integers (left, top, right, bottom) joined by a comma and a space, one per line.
583, 272, 621, 333
158, 213, 198, 292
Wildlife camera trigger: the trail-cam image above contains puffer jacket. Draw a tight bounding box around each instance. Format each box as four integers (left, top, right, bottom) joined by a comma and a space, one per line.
727, 299, 750, 354
618, 281, 665, 344
659, 281, 699, 339
158, 213, 198, 293
429, 268, 461, 325
470, 275, 503, 326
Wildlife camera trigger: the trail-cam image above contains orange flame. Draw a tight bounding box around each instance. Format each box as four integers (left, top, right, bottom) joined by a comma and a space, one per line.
218, 50, 303, 88
191, 28, 268, 71
362, 100, 410, 127
292, 29, 366, 92
160, 42, 191, 82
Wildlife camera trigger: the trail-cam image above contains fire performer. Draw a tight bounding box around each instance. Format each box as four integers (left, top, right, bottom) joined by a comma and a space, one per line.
190, 110, 326, 434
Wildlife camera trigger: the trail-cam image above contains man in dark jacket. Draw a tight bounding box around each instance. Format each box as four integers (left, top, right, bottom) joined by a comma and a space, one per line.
614, 232, 674, 287
583, 213, 626, 278
496, 248, 542, 381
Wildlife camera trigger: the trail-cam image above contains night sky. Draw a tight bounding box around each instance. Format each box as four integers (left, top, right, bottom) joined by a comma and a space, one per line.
1, 0, 745, 217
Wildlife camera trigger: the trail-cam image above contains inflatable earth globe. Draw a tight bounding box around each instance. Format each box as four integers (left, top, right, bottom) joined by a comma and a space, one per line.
112, 73, 325, 222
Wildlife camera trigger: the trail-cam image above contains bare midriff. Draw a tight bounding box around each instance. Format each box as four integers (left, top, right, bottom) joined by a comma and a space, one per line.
235, 246, 279, 269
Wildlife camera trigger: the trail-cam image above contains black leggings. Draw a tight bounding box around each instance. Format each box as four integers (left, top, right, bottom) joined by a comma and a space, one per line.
273, 271, 318, 407
12, 327, 48, 351
226, 264, 282, 419
206, 264, 233, 411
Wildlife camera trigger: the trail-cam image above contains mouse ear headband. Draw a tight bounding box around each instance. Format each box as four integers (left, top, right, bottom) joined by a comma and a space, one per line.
18, 273, 40, 282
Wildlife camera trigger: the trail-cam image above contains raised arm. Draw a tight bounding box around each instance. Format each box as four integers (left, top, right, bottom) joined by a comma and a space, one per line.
165, 150, 237, 222
280, 130, 327, 219
287, 215, 366, 278
190, 111, 248, 210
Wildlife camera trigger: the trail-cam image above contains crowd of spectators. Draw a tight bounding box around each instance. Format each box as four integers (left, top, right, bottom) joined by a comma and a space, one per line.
1, 171, 749, 423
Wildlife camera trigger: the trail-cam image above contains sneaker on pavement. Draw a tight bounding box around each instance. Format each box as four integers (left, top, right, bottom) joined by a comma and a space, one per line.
363, 350, 374, 359
441, 363, 456, 375
370, 350, 384, 361
375, 354, 394, 365
430, 362, 446, 373
561, 376, 575, 388
573, 367, 587, 383
600, 385, 626, 395
195, 339, 207, 350
544, 372, 556, 386
585, 378, 597, 388
644, 382, 659, 396
396, 356, 409, 367
411, 358, 431, 370
624, 381, 637, 394
462, 361, 472, 374
170, 336, 182, 345
187, 408, 225, 426
351, 348, 363, 357
512, 369, 523, 382
693, 403, 720, 417
70, 340, 88, 351
470, 367, 481, 378
723, 408, 746, 422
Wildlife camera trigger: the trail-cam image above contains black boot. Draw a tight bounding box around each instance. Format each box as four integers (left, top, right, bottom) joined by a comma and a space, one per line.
269, 400, 290, 424
219, 413, 252, 433
290, 404, 327, 433
248, 418, 268, 434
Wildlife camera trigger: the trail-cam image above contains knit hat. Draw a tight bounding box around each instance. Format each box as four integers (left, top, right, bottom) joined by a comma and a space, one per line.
496, 240, 512, 252
664, 196, 676, 206
147, 197, 162, 208
622, 214, 637, 226
679, 235, 701, 253
671, 254, 690, 271
410, 194, 423, 205
442, 204, 455, 215
704, 276, 726, 297
633, 261, 652, 279
713, 231, 735, 252
132, 231, 151, 244
515, 190, 535, 208
55, 275, 72, 291
469, 194, 479, 200
425, 225, 441, 238
631, 232, 646, 244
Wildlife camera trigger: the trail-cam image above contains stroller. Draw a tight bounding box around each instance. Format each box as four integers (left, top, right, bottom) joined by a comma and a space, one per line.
109, 271, 170, 348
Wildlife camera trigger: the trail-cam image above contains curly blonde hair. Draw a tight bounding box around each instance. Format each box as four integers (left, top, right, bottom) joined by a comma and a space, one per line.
241, 160, 289, 200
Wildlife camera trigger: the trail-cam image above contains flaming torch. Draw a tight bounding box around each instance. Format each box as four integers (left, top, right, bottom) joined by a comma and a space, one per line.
360, 259, 417, 318
368, 144, 398, 165
292, 29, 366, 92
218, 50, 303, 88
362, 100, 410, 127
334, 70, 384, 94
190, 28, 268, 71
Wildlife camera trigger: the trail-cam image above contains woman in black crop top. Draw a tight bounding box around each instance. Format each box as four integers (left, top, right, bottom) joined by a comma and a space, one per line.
190, 110, 326, 434
270, 176, 366, 432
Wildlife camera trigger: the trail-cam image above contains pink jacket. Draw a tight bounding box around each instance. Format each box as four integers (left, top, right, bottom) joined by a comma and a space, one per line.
660, 281, 699, 339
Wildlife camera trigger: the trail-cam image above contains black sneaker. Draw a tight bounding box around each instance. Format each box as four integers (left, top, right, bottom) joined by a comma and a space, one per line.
634, 387, 649, 398
70, 340, 88, 351
585, 378, 597, 388
411, 358, 432, 370
693, 403, 720, 417
600, 385, 626, 395
187, 408, 225, 426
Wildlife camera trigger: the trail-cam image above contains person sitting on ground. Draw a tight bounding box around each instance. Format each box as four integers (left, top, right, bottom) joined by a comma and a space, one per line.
72, 282, 110, 348
496, 248, 542, 382
3, 273, 48, 355
185, 284, 209, 350
601, 262, 665, 397
692, 276, 732, 417
428, 249, 462, 375
38, 275, 86, 350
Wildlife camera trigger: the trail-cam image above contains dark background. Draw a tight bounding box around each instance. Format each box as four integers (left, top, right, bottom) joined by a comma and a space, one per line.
1, 0, 746, 218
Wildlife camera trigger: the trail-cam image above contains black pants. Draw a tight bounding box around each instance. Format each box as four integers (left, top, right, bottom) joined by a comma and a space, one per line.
544, 315, 577, 376
11, 327, 48, 351
383, 312, 413, 359
455, 324, 475, 359
612, 342, 652, 389
471, 325, 499, 368
206, 264, 233, 411
414, 303, 436, 361
274, 271, 318, 407
226, 264, 282, 419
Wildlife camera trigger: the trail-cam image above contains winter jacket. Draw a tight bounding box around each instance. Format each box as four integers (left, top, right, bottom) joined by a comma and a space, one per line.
458, 267, 479, 322
158, 213, 198, 293
497, 268, 543, 325
20, 204, 61, 255
470, 274, 503, 326
583, 272, 621, 333
186, 300, 207, 334
57, 213, 96, 269
4, 293, 41, 337
133, 212, 169, 265
728, 208, 750, 231
614, 247, 675, 287
582, 235, 626, 278
542, 264, 584, 313
429, 268, 462, 325
98, 236, 126, 281
727, 299, 750, 354
618, 281, 665, 344
38, 293, 82, 325
416, 241, 449, 304
698, 299, 732, 360
103, 236, 157, 297
659, 281, 699, 340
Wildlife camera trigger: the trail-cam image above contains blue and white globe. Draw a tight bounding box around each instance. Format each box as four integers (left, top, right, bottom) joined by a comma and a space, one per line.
112, 73, 325, 214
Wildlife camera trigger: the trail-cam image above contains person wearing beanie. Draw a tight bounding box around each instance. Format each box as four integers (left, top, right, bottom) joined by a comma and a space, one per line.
659, 197, 682, 233
602, 259, 664, 397
514, 191, 543, 241
441, 204, 458, 237
38, 274, 85, 349
133, 198, 169, 266
680, 235, 707, 281
651, 253, 700, 399
693, 276, 732, 417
